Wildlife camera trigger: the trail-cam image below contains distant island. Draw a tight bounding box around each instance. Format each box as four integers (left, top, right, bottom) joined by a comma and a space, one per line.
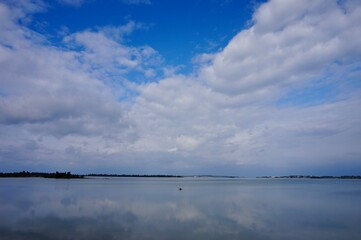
0, 171, 182, 179
0, 171, 84, 179
257, 175, 361, 179
86, 174, 183, 178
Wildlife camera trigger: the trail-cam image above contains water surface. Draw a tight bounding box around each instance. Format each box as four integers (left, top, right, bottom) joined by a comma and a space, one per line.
0, 177, 360, 239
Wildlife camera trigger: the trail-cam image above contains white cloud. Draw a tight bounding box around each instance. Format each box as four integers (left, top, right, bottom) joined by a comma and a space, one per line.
0, 2, 138, 169
100, 21, 147, 40
0, 0, 361, 174
127, 0, 361, 170
63, 24, 162, 83
200, 0, 361, 98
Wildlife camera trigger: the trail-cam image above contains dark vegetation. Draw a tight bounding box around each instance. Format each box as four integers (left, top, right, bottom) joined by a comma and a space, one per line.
0, 171, 83, 179
0, 172, 182, 179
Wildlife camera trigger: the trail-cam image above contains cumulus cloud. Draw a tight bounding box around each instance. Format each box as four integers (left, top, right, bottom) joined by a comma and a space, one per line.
201, 0, 361, 97
0, 2, 139, 169
128, 0, 361, 171
62, 22, 161, 83
0, 0, 361, 174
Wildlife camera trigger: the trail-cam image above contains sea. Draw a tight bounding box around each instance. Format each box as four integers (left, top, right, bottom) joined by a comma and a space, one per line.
0, 177, 360, 240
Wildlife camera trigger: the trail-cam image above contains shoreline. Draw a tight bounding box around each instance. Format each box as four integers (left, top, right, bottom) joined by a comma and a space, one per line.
1, 172, 361, 179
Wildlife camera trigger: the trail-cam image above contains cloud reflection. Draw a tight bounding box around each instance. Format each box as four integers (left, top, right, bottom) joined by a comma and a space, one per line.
0, 178, 361, 240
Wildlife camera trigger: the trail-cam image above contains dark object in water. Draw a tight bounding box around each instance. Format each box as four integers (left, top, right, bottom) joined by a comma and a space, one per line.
179, 188, 182, 191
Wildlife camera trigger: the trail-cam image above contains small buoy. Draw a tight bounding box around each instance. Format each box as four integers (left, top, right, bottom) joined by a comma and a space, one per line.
179, 188, 182, 191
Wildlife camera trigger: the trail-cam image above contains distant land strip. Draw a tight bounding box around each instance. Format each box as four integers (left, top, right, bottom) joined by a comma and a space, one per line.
257, 175, 361, 179
0, 171, 182, 179
87, 174, 183, 178
0, 171, 84, 179
0, 172, 361, 179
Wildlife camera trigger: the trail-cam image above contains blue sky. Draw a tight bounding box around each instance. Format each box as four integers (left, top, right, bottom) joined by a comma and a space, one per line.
0, 0, 361, 176
32, 0, 261, 72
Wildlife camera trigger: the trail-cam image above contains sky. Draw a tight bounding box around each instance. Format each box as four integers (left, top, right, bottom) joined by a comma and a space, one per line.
0, 0, 361, 176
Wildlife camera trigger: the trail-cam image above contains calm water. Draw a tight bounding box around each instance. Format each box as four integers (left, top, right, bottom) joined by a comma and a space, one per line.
0, 177, 360, 240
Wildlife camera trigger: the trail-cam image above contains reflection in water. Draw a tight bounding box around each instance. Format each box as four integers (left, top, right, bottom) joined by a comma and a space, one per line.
0, 178, 361, 239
